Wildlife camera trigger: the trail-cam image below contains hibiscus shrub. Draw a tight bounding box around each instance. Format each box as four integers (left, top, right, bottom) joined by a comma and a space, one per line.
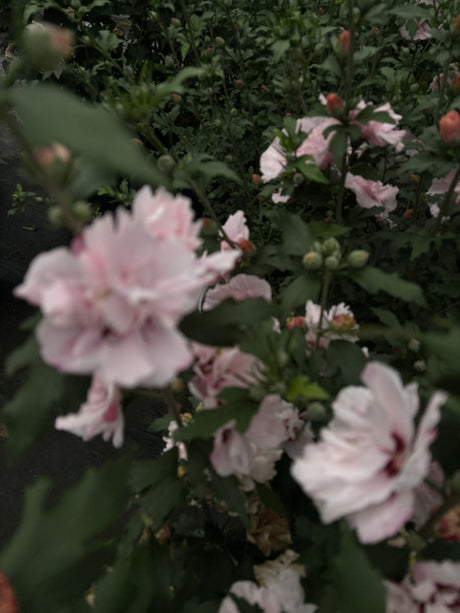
1, 0, 460, 612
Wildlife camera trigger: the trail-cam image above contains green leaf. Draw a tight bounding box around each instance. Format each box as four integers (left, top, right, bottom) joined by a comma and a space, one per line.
286, 375, 329, 402
142, 479, 186, 529
180, 298, 274, 346
272, 39, 290, 61
281, 214, 314, 256
310, 221, 351, 239
354, 105, 395, 125
325, 341, 367, 386
12, 84, 163, 186
181, 41, 191, 61
349, 267, 427, 307
280, 274, 321, 315
333, 524, 385, 613
295, 159, 329, 184
0, 456, 131, 612
4, 336, 89, 462
410, 231, 435, 261
371, 308, 402, 329
327, 127, 348, 167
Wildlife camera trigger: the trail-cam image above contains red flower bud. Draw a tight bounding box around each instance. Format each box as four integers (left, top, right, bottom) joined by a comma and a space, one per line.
318, 7, 324, 14
252, 173, 261, 184
286, 112, 292, 117
0, 570, 19, 613
326, 93, 343, 112
409, 174, 419, 184
170, 17, 180, 26
238, 239, 254, 254
336, 30, 350, 54
403, 209, 413, 219
439, 110, 460, 144
235, 79, 243, 88
286, 316, 306, 331
171, 93, 182, 102
260, 84, 268, 93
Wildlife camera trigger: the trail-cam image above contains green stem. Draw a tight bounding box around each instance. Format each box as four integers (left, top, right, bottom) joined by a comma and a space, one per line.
335, 152, 348, 223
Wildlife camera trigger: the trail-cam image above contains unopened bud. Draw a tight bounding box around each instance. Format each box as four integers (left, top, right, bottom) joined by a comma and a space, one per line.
450, 15, 460, 37
171, 92, 182, 102
22, 21, 74, 71
326, 93, 343, 113
308, 401, 327, 421
335, 30, 350, 60
235, 79, 243, 88
170, 17, 180, 26
413, 360, 426, 372
201, 217, 218, 235
322, 237, 341, 256
157, 154, 176, 173
72, 201, 92, 221
230, 107, 238, 116
238, 239, 255, 254
408, 338, 421, 353
293, 173, 304, 186
252, 173, 261, 184
261, 84, 268, 93
170, 377, 185, 394
302, 251, 323, 270
286, 315, 306, 331
215, 36, 225, 46
439, 110, 460, 144
48, 206, 65, 227
324, 255, 340, 270
403, 208, 413, 220
346, 250, 369, 269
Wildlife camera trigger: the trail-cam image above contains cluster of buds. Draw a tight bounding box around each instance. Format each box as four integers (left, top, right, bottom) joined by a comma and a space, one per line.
22, 21, 74, 72
302, 238, 369, 272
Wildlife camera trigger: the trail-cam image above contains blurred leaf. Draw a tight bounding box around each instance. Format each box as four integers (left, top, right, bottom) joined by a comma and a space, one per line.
180, 298, 274, 346
371, 308, 402, 329
12, 84, 163, 186
281, 214, 314, 256
0, 456, 131, 612
272, 39, 290, 61
325, 341, 367, 385
286, 375, 329, 402
4, 335, 88, 462
295, 159, 329, 185
333, 525, 385, 613
349, 267, 427, 307
280, 274, 321, 315
310, 221, 351, 239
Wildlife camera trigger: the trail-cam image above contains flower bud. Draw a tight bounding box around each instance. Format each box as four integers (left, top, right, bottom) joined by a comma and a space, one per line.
408, 338, 421, 353
302, 251, 323, 270
293, 173, 304, 186
0, 569, 19, 613
346, 250, 369, 269
238, 239, 255, 255
201, 217, 218, 236
230, 107, 238, 116
72, 201, 92, 221
48, 205, 66, 227
439, 110, 460, 144
286, 315, 306, 330
326, 93, 343, 113
215, 36, 225, 46
322, 237, 341, 256
335, 30, 350, 60
22, 21, 74, 71
252, 173, 261, 184
413, 360, 426, 372
324, 255, 340, 270
308, 401, 327, 421
157, 154, 176, 173
260, 84, 268, 93
450, 15, 460, 37
403, 208, 413, 220
235, 79, 243, 88
171, 92, 182, 102
170, 17, 180, 26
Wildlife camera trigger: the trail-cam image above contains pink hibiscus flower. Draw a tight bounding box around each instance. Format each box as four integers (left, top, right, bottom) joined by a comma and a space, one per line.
15, 187, 240, 388
291, 361, 447, 544
345, 173, 399, 220
55, 373, 124, 447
